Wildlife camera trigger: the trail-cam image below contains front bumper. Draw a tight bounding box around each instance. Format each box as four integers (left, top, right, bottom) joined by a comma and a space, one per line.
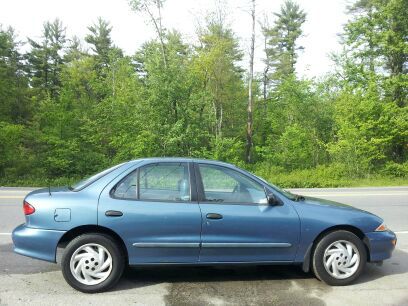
365, 230, 397, 262
12, 224, 66, 262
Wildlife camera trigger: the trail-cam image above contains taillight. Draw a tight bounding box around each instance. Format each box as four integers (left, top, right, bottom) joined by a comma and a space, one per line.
23, 201, 35, 215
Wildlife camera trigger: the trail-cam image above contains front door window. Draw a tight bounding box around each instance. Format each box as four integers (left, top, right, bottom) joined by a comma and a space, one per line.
198, 164, 267, 204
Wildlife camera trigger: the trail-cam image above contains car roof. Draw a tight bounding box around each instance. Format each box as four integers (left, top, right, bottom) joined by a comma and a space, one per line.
126, 157, 235, 168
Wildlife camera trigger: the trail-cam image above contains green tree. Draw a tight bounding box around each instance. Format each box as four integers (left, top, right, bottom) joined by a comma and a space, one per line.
264, 0, 306, 83
135, 31, 208, 156
257, 76, 333, 169
85, 18, 122, 69
0, 1, 407, 187
0, 26, 30, 123
85, 18, 123, 102
26, 19, 66, 99
257, 1, 307, 164
328, 81, 407, 175
0, 26, 31, 178
192, 17, 246, 144
344, 0, 408, 107
336, 0, 408, 166
64, 36, 85, 63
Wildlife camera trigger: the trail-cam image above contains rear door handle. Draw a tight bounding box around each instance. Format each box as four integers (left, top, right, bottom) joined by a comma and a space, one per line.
206, 213, 223, 220
105, 210, 123, 217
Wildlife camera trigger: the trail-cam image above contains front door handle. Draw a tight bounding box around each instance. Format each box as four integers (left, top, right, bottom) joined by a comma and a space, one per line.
206, 213, 223, 220
105, 210, 123, 217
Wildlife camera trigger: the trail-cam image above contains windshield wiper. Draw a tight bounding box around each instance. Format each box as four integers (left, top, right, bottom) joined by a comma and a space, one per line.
294, 194, 305, 201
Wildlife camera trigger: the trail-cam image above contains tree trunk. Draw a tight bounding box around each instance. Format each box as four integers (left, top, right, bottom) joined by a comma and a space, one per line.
246, 0, 256, 163
144, 2, 167, 69
156, 0, 168, 69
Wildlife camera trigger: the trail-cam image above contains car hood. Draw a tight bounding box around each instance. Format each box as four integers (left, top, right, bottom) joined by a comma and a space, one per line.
299, 195, 374, 215
291, 194, 385, 234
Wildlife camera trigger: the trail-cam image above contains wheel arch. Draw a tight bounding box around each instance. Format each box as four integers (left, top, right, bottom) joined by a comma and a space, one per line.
302, 224, 370, 272
57, 225, 128, 264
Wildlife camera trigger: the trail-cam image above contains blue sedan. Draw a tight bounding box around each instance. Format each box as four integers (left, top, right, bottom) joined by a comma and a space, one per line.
12, 158, 396, 292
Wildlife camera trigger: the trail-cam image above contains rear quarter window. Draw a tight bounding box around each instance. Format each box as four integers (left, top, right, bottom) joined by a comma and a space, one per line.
70, 163, 125, 191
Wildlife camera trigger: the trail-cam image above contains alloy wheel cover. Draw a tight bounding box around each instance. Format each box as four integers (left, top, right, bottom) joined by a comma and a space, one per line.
69, 243, 113, 285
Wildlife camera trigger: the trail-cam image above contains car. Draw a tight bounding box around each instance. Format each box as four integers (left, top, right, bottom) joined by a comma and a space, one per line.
12, 158, 396, 293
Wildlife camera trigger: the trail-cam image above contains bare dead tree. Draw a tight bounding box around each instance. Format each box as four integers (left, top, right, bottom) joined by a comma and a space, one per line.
129, 0, 168, 68
246, 0, 256, 163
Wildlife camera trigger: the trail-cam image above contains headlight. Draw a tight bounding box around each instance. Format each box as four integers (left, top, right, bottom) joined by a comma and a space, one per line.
375, 222, 388, 232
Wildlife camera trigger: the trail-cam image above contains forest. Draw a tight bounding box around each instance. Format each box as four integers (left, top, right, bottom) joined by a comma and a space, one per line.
0, 0, 407, 187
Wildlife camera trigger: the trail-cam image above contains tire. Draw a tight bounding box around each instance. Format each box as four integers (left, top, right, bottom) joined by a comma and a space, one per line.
312, 230, 367, 286
61, 233, 125, 293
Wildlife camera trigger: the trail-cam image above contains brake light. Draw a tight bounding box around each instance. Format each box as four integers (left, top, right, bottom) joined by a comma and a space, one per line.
23, 201, 35, 215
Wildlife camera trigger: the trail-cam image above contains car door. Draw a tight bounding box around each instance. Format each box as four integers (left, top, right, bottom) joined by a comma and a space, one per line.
196, 162, 300, 263
98, 161, 202, 264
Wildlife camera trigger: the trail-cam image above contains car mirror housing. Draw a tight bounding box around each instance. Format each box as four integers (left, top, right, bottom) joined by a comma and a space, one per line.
267, 193, 281, 206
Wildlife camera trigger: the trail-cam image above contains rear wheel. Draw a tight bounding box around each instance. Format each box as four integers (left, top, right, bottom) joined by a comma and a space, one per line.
61, 233, 125, 293
312, 230, 367, 285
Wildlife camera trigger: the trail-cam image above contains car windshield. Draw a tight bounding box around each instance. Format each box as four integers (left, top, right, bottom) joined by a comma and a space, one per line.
252, 174, 297, 201
69, 163, 125, 191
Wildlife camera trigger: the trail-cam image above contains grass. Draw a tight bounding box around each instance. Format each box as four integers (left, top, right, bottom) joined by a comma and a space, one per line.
270, 175, 408, 188
0, 176, 79, 188
251, 163, 407, 188
1, 163, 407, 188
1, 174, 406, 189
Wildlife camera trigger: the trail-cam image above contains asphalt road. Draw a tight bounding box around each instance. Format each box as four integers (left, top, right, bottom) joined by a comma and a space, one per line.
0, 186, 407, 306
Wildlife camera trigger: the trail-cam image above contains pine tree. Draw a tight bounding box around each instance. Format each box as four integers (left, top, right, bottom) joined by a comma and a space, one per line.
26, 19, 66, 98
0, 26, 30, 123
85, 18, 121, 69
64, 36, 85, 63
264, 0, 306, 84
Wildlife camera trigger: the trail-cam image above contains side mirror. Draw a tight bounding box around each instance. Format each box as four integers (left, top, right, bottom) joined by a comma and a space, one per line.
267, 193, 281, 205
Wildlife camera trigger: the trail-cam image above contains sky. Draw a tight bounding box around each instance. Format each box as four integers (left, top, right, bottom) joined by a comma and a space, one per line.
0, 0, 350, 78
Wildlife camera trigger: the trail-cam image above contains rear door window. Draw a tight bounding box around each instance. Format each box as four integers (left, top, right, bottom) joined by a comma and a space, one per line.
113, 162, 191, 202
139, 163, 190, 202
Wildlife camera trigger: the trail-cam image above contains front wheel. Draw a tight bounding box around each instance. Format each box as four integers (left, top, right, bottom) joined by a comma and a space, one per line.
312, 230, 367, 285
61, 233, 125, 293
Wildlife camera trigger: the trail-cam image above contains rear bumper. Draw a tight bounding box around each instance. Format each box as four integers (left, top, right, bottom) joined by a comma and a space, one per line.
12, 224, 66, 262
365, 230, 397, 262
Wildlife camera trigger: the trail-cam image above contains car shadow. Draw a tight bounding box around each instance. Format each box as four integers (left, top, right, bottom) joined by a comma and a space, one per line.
118, 264, 314, 289
114, 248, 408, 291
2, 241, 408, 299
117, 265, 328, 305
0, 243, 59, 275
354, 248, 408, 284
